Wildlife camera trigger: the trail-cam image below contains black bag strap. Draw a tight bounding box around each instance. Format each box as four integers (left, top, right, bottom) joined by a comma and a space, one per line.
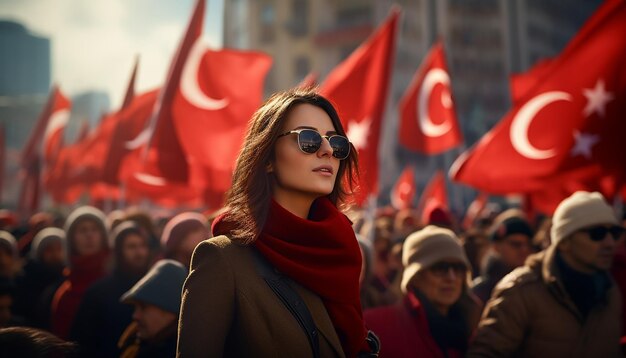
252, 249, 320, 358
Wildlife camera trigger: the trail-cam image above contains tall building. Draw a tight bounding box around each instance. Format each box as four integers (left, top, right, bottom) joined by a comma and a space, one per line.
0, 20, 50, 96
223, 0, 603, 209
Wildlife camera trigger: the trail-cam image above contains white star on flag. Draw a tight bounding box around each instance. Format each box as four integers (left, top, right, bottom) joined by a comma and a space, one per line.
570, 130, 600, 158
583, 79, 614, 118
346, 117, 372, 150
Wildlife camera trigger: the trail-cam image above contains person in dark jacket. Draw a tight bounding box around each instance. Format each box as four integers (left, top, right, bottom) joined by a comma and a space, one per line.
50, 206, 110, 339
365, 226, 482, 358
0, 231, 18, 280
471, 209, 533, 303
118, 260, 187, 358
71, 221, 152, 357
13, 228, 66, 328
469, 191, 623, 357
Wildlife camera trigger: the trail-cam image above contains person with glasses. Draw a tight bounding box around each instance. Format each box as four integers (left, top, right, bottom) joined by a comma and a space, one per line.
177, 89, 379, 357
364, 225, 483, 358
471, 209, 534, 303
469, 191, 623, 357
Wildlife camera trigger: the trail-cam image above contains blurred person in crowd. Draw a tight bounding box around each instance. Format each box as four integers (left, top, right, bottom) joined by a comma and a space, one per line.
17, 212, 54, 257
178, 89, 379, 357
363, 216, 403, 308
421, 201, 455, 232
107, 210, 127, 232
0, 326, 77, 357
460, 229, 490, 279
0, 277, 24, 328
161, 212, 208, 269
71, 222, 152, 358
532, 216, 553, 251
118, 259, 187, 358
357, 235, 377, 310
123, 209, 160, 250
0, 210, 18, 231
365, 226, 482, 358
13, 228, 66, 328
610, 215, 626, 352
0, 231, 18, 280
471, 209, 533, 303
51, 206, 110, 339
469, 191, 623, 357
393, 208, 420, 239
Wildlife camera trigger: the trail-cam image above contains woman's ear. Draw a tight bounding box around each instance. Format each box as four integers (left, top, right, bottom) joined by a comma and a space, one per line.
266, 162, 274, 173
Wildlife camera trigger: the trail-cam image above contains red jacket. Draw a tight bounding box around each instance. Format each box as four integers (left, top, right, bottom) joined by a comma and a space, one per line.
364, 293, 463, 358
51, 251, 109, 339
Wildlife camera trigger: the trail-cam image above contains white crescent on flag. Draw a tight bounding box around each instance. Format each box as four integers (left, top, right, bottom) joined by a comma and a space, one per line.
180, 38, 229, 110
418, 68, 452, 137
510, 91, 572, 160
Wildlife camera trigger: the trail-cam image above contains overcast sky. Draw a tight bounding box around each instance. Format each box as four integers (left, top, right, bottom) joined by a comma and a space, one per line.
0, 0, 223, 108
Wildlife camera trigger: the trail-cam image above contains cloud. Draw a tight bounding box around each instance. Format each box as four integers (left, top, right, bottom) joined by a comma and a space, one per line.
0, 0, 222, 109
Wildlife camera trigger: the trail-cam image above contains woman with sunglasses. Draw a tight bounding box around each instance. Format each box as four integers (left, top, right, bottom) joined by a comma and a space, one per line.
364, 226, 483, 358
177, 89, 378, 357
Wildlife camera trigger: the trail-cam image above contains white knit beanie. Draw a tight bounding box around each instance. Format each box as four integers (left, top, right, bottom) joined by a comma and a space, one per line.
400, 225, 470, 294
550, 191, 618, 245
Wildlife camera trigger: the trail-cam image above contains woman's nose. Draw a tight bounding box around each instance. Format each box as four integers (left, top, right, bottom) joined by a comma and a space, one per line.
317, 137, 334, 158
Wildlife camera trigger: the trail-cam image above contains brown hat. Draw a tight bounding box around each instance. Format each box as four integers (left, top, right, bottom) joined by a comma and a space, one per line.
401, 225, 470, 293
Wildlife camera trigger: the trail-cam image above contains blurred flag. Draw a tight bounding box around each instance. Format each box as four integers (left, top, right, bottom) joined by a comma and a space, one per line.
416, 170, 448, 216
20, 85, 70, 214
390, 165, 416, 210
172, 46, 272, 201
320, 7, 400, 206
42, 89, 71, 167
451, 0, 626, 199
399, 41, 462, 154
124, 0, 206, 201
462, 192, 488, 230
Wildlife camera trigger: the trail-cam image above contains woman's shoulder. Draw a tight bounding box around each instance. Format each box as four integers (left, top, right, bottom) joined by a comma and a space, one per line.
192, 235, 253, 267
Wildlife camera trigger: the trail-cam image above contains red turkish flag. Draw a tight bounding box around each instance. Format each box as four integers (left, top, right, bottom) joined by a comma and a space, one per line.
416, 170, 448, 216
42, 89, 71, 166
462, 192, 488, 230
125, 0, 205, 198
399, 41, 462, 154
319, 8, 399, 206
510, 58, 555, 105
451, 0, 626, 195
172, 47, 272, 196
390, 165, 416, 210
21, 86, 70, 213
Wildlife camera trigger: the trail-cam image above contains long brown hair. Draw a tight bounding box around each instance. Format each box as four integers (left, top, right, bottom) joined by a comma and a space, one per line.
224, 88, 358, 244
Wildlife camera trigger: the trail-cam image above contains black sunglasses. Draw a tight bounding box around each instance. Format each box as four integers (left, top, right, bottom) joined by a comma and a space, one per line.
428, 261, 467, 277
278, 128, 351, 160
580, 226, 625, 242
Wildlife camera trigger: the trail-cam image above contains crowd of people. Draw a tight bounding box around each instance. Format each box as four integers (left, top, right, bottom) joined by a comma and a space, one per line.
0, 88, 625, 357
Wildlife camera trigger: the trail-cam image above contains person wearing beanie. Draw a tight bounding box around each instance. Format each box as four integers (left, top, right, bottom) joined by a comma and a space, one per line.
364, 226, 483, 358
118, 260, 187, 358
0, 231, 18, 279
70, 222, 152, 358
50, 206, 110, 340
471, 209, 534, 303
13, 228, 66, 329
469, 191, 623, 357
160, 212, 208, 268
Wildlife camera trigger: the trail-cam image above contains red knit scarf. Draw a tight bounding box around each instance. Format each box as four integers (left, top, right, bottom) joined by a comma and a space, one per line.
255, 198, 368, 357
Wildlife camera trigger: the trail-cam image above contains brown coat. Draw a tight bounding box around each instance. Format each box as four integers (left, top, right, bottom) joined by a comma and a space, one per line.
177, 235, 345, 357
468, 245, 622, 358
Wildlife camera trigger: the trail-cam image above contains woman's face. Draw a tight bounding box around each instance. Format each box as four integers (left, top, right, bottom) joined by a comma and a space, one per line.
73, 219, 105, 256
271, 103, 341, 202
412, 259, 466, 315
